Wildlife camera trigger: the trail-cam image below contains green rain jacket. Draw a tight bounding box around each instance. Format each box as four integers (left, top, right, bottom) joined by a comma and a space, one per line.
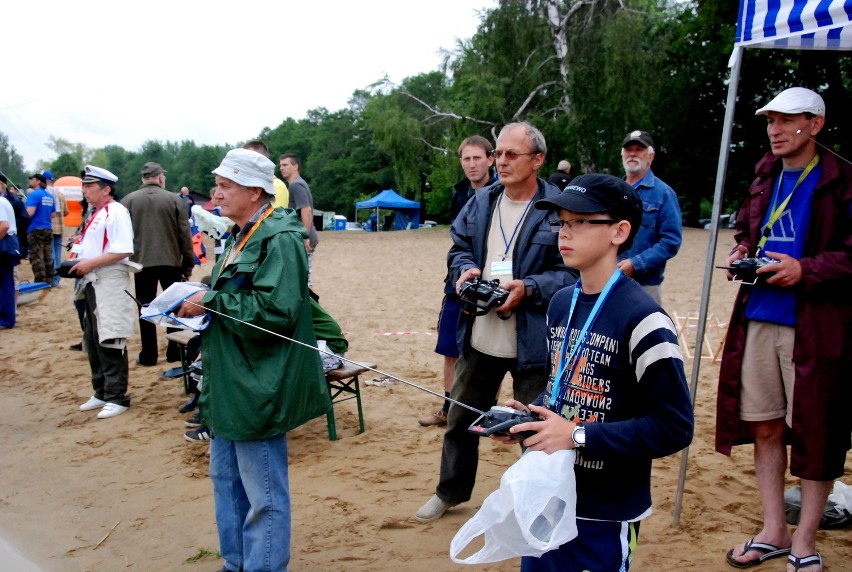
199, 207, 330, 441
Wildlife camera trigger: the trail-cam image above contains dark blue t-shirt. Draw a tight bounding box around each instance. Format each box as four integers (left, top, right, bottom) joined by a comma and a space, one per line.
25, 188, 55, 231
536, 278, 693, 521
746, 165, 820, 326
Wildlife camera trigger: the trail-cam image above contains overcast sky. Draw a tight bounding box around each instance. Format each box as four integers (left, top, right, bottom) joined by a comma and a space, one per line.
3, 0, 495, 170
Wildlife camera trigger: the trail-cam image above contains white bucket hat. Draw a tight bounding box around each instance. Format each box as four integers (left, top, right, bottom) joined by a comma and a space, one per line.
755, 87, 825, 117
212, 149, 276, 196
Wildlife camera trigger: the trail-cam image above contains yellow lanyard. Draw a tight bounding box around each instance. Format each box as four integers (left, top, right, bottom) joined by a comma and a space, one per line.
221, 205, 274, 269
757, 154, 819, 251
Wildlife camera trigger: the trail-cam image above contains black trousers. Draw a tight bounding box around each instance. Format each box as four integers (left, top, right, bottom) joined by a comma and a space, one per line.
84, 284, 130, 406
436, 346, 546, 504
134, 266, 183, 364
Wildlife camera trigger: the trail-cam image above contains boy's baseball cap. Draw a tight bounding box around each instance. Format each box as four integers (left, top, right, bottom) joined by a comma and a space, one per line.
81, 165, 119, 184
535, 173, 643, 241
212, 149, 275, 196
755, 87, 825, 117
41, 170, 54, 181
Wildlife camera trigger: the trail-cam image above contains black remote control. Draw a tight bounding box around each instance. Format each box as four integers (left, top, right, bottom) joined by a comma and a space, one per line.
468, 406, 539, 440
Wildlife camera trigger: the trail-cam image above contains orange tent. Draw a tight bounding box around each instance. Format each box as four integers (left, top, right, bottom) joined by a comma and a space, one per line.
54, 175, 83, 227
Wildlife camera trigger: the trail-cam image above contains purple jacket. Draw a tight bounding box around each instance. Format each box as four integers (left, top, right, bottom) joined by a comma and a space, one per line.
715, 150, 852, 481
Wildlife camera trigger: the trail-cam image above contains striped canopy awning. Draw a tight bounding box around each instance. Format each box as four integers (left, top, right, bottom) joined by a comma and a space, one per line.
735, 0, 852, 50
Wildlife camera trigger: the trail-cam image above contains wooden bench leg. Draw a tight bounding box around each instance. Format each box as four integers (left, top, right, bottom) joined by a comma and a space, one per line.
326, 406, 338, 441
324, 373, 366, 440
353, 375, 365, 434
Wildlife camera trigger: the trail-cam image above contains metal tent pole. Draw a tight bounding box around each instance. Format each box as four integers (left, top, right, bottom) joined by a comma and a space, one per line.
672, 45, 743, 527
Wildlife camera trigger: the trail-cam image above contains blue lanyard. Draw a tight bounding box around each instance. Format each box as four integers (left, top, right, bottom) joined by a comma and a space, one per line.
549, 269, 622, 410
496, 192, 533, 261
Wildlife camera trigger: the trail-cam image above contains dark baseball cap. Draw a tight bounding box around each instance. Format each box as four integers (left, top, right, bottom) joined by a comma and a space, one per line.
621, 130, 654, 148
29, 173, 47, 184
0, 174, 7, 184
141, 162, 165, 177
535, 173, 643, 242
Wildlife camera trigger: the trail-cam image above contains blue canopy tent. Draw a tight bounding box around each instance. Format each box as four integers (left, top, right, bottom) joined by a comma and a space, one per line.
355, 190, 421, 231
674, 0, 852, 526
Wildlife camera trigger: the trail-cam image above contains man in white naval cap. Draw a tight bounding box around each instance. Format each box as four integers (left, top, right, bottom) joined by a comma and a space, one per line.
72, 165, 137, 420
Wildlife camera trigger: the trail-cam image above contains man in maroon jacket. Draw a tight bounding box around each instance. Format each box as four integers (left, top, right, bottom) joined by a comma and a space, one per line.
717, 87, 852, 572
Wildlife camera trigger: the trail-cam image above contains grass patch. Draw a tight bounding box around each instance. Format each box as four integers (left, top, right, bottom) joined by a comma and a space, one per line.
185, 547, 221, 564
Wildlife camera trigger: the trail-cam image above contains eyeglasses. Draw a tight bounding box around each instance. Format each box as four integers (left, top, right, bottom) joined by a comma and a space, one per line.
548, 218, 619, 232
492, 150, 540, 160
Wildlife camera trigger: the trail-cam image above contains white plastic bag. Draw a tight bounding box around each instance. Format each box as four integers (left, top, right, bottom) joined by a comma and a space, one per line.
318, 340, 344, 372
140, 282, 210, 331
450, 450, 578, 564
829, 481, 852, 513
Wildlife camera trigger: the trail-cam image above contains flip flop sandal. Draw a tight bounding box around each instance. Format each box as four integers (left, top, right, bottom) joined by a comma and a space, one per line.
788, 553, 822, 571
725, 538, 791, 568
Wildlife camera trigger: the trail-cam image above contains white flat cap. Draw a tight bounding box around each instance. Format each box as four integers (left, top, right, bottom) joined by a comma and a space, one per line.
756, 87, 825, 117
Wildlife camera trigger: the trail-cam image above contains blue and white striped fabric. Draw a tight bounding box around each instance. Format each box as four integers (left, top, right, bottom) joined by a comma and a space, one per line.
735, 0, 852, 50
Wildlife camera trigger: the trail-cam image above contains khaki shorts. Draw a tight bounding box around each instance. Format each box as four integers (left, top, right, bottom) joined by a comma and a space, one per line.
739, 321, 795, 426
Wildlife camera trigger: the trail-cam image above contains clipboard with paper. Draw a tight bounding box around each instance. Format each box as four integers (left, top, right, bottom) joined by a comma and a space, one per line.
140, 282, 211, 331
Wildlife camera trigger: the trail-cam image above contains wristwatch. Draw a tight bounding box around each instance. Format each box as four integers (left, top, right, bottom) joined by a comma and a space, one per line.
571, 425, 586, 448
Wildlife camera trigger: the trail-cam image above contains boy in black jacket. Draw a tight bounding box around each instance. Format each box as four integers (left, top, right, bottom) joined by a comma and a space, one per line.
497, 174, 694, 572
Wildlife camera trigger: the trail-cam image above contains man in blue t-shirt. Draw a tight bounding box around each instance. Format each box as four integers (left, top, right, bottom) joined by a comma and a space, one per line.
719, 87, 852, 572
25, 173, 55, 284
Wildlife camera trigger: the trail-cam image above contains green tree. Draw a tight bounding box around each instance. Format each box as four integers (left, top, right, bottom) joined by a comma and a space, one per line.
50, 153, 83, 178
0, 132, 28, 189
39, 136, 94, 172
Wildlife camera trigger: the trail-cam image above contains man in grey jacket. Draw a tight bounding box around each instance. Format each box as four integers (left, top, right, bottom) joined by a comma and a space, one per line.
415, 122, 576, 522
121, 162, 194, 366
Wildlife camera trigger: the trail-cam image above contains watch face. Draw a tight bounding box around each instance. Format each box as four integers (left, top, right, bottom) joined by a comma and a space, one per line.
573, 426, 585, 446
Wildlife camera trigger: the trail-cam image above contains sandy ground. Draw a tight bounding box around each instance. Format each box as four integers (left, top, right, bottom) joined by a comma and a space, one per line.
0, 227, 849, 572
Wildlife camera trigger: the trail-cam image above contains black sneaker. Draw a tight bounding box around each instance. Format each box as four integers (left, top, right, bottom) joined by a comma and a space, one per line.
185, 426, 211, 442
185, 411, 203, 428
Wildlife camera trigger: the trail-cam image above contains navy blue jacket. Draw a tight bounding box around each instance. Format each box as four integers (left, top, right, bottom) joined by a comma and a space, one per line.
448, 178, 577, 370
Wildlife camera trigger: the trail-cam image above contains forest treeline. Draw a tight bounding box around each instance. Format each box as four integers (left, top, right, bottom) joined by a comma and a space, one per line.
1, 0, 849, 224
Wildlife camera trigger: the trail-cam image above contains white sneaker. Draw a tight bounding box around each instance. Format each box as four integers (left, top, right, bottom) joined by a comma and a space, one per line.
79, 396, 106, 411
97, 403, 128, 419
414, 494, 458, 523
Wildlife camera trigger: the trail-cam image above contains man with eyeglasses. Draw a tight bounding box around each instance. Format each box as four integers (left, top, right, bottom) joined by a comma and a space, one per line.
618, 130, 682, 305
415, 121, 575, 523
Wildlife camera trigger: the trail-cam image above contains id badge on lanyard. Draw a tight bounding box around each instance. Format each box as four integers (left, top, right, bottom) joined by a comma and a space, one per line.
490, 259, 513, 280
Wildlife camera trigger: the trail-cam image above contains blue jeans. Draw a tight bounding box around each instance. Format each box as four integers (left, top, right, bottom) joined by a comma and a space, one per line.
52, 234, 63, 286
210, 434, 291, 572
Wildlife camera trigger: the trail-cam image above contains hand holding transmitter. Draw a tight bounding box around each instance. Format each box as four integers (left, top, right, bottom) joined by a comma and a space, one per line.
468, 406, 540, 440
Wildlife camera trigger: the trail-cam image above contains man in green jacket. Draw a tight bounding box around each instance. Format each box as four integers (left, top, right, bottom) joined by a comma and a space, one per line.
179, 148, 330, 572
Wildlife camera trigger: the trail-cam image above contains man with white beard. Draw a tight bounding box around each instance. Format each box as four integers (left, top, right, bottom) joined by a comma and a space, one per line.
617, 130, 682, 305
